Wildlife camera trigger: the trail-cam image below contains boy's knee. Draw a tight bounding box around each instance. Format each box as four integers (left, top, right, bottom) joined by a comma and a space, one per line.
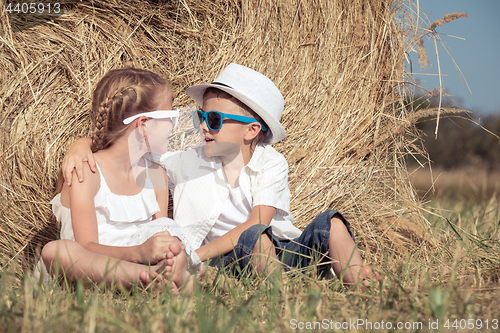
330, 214, 349, 233
252, 232, 274, 254
327, 212, 355, 241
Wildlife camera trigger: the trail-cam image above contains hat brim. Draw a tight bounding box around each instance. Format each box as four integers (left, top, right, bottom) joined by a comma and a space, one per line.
186, 84, 286, 144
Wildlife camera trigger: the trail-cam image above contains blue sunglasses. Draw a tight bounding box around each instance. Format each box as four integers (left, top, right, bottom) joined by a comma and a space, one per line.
192, 110, 268, 132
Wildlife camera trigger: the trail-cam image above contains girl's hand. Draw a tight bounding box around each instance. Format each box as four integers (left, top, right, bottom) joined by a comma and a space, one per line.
62, 137, 95, 186
138, 231, 185, 264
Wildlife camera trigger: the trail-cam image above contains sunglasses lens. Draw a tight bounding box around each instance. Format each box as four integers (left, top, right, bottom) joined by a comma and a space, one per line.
207, 112, 222, 131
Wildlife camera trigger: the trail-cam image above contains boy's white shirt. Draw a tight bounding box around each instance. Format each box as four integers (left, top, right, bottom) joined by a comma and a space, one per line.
160, 144, 301, 250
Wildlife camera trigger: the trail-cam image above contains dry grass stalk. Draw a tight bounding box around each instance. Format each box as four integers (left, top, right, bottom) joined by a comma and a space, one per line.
429, 12, 469, 31
0, 0, 454, 273
416, 10, 469, 137
416, 38, 429, 70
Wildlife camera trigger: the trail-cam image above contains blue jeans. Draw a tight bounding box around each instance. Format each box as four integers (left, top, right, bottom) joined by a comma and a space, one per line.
219, 210, 354, 278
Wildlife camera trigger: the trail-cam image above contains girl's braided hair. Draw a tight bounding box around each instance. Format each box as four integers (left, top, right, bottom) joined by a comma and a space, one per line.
90, 67, 170, 153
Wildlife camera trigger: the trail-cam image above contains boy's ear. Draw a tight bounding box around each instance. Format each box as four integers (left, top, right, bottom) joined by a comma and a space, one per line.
244, 122, 262, 141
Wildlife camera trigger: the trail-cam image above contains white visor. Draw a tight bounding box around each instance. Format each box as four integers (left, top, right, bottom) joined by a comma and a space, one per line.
123, 109, 180, 128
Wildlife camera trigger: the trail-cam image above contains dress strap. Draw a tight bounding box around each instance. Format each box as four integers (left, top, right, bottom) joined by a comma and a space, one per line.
143, 157, 154, 189
94, 162, 106, 192
92, 161, 160, 222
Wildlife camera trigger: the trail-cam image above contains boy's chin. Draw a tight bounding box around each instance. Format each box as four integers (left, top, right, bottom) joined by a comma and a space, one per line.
202, 142, 212, 158
202, 141, 241, 160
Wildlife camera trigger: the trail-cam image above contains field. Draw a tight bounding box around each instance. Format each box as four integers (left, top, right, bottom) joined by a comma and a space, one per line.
1, 179, 499, 332
410, 167, 500, 202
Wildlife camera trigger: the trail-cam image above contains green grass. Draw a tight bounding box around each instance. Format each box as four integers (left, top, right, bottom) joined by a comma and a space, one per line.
1, 198, 499, 332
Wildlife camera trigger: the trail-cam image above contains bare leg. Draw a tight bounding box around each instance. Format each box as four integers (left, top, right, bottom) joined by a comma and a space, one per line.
251, 233, 281, 276
329, 215, 375, 287
42, 240, 166, 289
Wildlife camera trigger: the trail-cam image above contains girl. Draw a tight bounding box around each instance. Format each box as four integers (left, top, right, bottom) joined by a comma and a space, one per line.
40, 68, 196, 292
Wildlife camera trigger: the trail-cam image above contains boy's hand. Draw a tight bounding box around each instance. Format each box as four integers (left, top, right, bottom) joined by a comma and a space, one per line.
62, 137, 95, 186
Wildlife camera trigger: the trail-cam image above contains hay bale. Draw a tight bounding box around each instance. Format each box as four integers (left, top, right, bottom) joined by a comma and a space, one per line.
0, 0, 436, 271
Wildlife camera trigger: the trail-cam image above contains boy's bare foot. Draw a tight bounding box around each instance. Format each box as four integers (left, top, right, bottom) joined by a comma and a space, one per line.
165, 242, 194, 295
357, 265, 383, 289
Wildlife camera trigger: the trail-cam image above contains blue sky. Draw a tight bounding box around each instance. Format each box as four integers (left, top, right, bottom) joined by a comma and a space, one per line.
410, 0, 500, 115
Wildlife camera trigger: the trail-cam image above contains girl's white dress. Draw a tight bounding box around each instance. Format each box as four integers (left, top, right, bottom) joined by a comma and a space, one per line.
56, 163, 161, 246
35, 163, 200, 282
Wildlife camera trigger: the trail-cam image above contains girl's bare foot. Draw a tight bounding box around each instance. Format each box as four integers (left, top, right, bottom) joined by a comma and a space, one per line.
139, 270, 161, 288
165, 242, 194, 295
139, 259, 179, 293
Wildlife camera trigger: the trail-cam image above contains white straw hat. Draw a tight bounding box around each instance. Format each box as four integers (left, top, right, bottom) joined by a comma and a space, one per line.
186, 63, 286, 144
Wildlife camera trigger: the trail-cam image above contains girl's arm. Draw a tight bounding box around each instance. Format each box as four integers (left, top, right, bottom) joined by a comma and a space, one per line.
68, 166, 172, 264
62, 137, 95, 186
195, 205, 276, 262
153, 168, 169, 218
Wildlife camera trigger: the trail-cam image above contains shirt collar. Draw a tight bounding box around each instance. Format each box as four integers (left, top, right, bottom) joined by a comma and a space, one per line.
245, 144, 266, 172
